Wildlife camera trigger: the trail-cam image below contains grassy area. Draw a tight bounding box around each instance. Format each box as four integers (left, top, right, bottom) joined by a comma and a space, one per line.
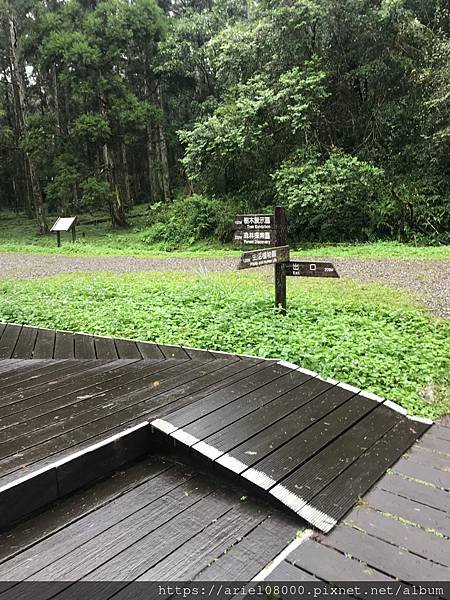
1, 210, 450, 259
0, 271, 448, 419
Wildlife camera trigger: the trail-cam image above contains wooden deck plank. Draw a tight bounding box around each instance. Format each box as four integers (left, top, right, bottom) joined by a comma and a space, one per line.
419, 435, 450, 456
393, 457, 450, 491
0, 324, 22, 359
0, 360, 199, 458
246, 395, 377, 491
185, 369, 317, 445
0, 359, 33, 375
287, 539, 391, 582
379, 472, 450, 513
0, 361, 102, 401
0, 360, 232, 477
265, 560, 321, 582
85, 492, 235, 581
53, 331, 75, 359
93, 336, 118, 360
74, 334, 96, 359
114, 338, 142, 360
137, 502, 265, 581
298, 417, 430, 531
0, 360, 118, 414
157, 344, 190, 360
0, 360, 58, 385
0, 465, 191, 580
193, 513, 297, 581
160, 362, 292, 430
432, 425, 450, 443
11, 327, 38, 359
222, 387, 364, 476
209, 381, 353, 462
406, 445, 450, 472
345, 506, 450, 567
365, 487, 450, 536
135, 341, 164, 360
181, 346, 215, 361
269, 404, 400, 520
321, 523, 450, 581
36, 477, 215, 580
0, 362, 154, 440
0, 458, 173, 564
33, 329, 56, 359
126, 358, 262, 420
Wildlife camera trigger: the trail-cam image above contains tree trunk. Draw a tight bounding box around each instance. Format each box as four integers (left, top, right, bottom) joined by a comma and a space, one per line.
121, 142, 132, 207
147, 123, 160, 202
8, 10, 48, 233
156, 82, 171, 203
102, 141, 127, 228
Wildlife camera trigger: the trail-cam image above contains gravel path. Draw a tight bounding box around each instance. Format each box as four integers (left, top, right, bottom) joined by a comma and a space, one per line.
0, 253, 449, 318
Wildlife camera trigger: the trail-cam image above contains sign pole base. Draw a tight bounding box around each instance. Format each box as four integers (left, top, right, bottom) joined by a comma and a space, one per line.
275, 262, 287, 315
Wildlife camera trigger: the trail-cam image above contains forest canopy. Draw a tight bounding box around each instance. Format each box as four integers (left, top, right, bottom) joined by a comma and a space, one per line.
0, 0, 449, 243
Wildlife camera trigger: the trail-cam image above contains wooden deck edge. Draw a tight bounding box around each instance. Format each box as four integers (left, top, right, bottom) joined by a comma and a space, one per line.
0, 422, 151, 532
0, 321, 275, 362
252, 529, 314, 582
277, 360, 434, 425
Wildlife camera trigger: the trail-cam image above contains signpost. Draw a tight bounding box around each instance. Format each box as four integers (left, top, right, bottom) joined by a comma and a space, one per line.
238, 246, 289, 269
284, 261, 339, 278
50, 217, 78, 247
234, 206, 339, 314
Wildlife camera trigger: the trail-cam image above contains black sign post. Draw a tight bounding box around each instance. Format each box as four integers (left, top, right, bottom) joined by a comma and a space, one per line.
274, 206, 288, 314
233, 207, 339, 314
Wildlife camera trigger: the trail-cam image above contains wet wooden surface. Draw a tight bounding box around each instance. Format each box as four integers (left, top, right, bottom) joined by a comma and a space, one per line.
0, 324, 448, 585
267, 424, 450, 583
0, 323, 430, 534
0, 455, 298, 584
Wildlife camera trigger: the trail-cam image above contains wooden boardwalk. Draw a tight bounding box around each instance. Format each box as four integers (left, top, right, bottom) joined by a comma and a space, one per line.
0, 323, 431, 532
0, 455, 299, 584
266, 424, 450, 584
0, 322, 448, 586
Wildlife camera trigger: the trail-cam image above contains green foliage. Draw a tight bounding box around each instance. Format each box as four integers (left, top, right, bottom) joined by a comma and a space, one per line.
179, 61, 327, 201
1, 210, 450, 258
80, 177, 114, 211
141, 194, 241, 249
0, 271, 448, 418
73, 114, 111, 144
273, 150, 386, 241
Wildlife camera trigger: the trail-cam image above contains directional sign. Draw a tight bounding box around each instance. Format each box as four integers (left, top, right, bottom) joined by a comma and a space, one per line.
238, 246, 289, 270
234, 230, 276, 246
285, 261, 339, 278
234, 214, 274, 230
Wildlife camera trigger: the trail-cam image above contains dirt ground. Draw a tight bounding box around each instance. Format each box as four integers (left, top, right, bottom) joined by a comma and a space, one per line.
0, 253, 449, 318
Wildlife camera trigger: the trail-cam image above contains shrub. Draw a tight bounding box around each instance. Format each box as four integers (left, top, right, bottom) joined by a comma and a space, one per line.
141, 195, 242, 249
273, 149, 386, 242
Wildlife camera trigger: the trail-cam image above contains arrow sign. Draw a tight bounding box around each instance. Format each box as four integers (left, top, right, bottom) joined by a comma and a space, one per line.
238, 246, 290, 270
285, 261, 339, 278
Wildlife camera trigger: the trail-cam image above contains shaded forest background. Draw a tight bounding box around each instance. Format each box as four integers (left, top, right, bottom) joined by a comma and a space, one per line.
0, 0, 449, 244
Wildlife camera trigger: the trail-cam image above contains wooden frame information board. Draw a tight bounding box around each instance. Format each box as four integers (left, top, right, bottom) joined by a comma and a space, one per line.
50, 217, 78, 247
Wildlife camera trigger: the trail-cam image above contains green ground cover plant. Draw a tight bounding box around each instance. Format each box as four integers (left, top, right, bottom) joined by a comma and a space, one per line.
0, 271, 448, 419
1, 210, 450, 259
